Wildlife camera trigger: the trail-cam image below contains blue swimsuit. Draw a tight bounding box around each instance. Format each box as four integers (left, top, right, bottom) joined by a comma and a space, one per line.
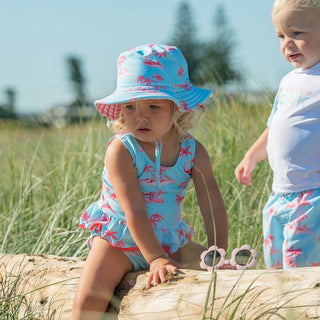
79, 132, 196, 270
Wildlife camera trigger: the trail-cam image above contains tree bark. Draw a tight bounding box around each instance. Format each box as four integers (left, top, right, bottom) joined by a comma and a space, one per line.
0, 254, 319, 319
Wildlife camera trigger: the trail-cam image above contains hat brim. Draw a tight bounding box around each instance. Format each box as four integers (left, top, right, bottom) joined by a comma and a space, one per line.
95, 85, 212, 120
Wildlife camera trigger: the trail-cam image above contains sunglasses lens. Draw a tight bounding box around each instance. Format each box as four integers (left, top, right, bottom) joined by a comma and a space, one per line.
204, 251, 221, 267
235, 249, 252, 266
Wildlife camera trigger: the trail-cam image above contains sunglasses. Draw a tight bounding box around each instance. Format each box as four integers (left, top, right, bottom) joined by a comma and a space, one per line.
200, 245, 258, 271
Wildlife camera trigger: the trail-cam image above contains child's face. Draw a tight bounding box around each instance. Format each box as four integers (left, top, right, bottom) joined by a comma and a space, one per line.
272, 5, 320, 69
120, 99, 174, 142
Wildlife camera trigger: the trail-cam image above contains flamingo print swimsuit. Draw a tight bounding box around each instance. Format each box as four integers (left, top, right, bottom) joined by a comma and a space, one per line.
79, 132, 195, 270
263, 62, 320, 269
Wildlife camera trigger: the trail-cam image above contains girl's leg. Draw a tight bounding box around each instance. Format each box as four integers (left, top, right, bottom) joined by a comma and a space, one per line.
72, 236, 133, 320
171, 240, 206, 270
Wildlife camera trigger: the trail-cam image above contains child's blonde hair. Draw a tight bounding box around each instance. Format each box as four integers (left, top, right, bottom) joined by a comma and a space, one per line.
272, 0, 320, 15
110, 102, 207, 141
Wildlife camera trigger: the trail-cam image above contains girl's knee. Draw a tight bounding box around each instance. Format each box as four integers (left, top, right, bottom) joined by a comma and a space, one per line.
72, 290, 111, 320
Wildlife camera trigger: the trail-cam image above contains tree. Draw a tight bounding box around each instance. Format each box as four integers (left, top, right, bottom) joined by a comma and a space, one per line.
66, 55, 87, 106
169, 1, 199, 83
0, 87, 16, 119
168, 2, 242, 86
196, 5, 242, 85
5, 87, 16, 114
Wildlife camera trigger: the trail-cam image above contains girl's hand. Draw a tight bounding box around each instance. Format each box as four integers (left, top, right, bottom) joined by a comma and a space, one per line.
146, 256, 185, 289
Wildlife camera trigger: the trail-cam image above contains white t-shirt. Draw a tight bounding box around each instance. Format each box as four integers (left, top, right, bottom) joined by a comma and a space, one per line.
267, 62, 320, 193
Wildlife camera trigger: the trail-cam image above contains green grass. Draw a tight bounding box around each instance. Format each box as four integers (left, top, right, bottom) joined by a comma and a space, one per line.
185, 91, 273, 258
0, 91, 274, 318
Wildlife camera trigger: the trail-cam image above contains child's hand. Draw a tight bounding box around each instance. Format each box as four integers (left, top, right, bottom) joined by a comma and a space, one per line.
235, 128, 268, 185
234, 157, 257, 186
146, 256, 185, 289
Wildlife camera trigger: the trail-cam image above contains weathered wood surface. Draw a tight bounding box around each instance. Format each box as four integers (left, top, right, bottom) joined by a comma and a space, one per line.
0, 254, 319, 319
119, 268, 320, 320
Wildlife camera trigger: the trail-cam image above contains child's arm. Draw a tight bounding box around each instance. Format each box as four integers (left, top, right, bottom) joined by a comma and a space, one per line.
105, 138, 178, 288
234, 127, 269, 186
192, 140, 228, 250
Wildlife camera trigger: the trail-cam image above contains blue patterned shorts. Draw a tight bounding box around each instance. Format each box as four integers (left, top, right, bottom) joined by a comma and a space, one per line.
263, 188, 320, 269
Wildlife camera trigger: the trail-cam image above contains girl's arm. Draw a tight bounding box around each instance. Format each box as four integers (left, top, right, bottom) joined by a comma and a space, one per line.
105, 138, 178, 288
234, 127, 269, 186
192, 140, 228, 250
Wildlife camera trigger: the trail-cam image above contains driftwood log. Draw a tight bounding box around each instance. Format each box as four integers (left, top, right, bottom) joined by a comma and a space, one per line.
0, 254, 319, 319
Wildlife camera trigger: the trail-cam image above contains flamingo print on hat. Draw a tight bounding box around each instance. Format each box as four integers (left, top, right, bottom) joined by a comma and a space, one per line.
94, 44, 211, 120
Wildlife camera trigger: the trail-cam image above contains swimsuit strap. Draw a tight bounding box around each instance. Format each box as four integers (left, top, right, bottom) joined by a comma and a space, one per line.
155, 139, 162, 198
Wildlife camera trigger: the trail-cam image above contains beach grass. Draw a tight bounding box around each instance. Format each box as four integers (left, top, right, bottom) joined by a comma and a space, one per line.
0, 89, 274, 318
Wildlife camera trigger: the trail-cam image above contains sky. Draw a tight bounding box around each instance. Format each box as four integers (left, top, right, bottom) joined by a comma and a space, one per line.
0, 0, 293, 115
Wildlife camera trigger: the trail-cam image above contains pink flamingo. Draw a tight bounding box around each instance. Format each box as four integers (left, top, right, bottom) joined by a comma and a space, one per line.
176, 192, 184, 206
264, 235, 280, 255
179, 145, 194, 174
265, 207, 278, 228
272, 260, 283, 269
143, 53, 165, 69
81, 210, 89, 221
177, 228, 185, 242
186, 230, 193, 241
182, 82, 191, 91
102, 229, 118, 241
180, 99, 191, 112
143, 164, 154, 174
283, 241, 300, 267
286, 214, 314, 234
180, 145, 192, 159
136, 75, 153, 86
162, 245, 172, 255
165, 46, 176, 52
150, 213, 164, 228
117, 55, 133, 77
177, 66, 184, 77
155, 51, 167, 58
115, 240, 126, 249
152, 73, 164, 82
286, 190, 312, 208
179, 180, 190, 189
143, 192, 164, 204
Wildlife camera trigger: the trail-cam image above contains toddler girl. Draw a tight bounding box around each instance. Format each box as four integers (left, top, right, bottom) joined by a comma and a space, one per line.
72, 44, 228, 319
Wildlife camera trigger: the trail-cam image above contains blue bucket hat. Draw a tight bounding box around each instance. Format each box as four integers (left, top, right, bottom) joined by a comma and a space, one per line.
95, 44, 212, 120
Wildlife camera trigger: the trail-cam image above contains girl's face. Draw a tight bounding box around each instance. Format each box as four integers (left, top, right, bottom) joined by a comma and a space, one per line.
120, 99, 174, 143
272, 5, 320, 69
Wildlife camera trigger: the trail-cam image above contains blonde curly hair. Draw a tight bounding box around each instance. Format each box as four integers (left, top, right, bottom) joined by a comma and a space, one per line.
272, 0, 320, 15
109, 102, 207, 141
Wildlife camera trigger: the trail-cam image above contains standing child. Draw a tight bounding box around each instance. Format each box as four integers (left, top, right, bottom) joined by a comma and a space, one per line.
72, 44, 228, 319
235, 0, 320, 269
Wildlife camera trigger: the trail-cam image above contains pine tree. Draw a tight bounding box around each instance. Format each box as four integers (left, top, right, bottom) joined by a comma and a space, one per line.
197, 5, 242, 85
169, 1, 199, 83
66, 56, 87, 106
169, 2, 242, 85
